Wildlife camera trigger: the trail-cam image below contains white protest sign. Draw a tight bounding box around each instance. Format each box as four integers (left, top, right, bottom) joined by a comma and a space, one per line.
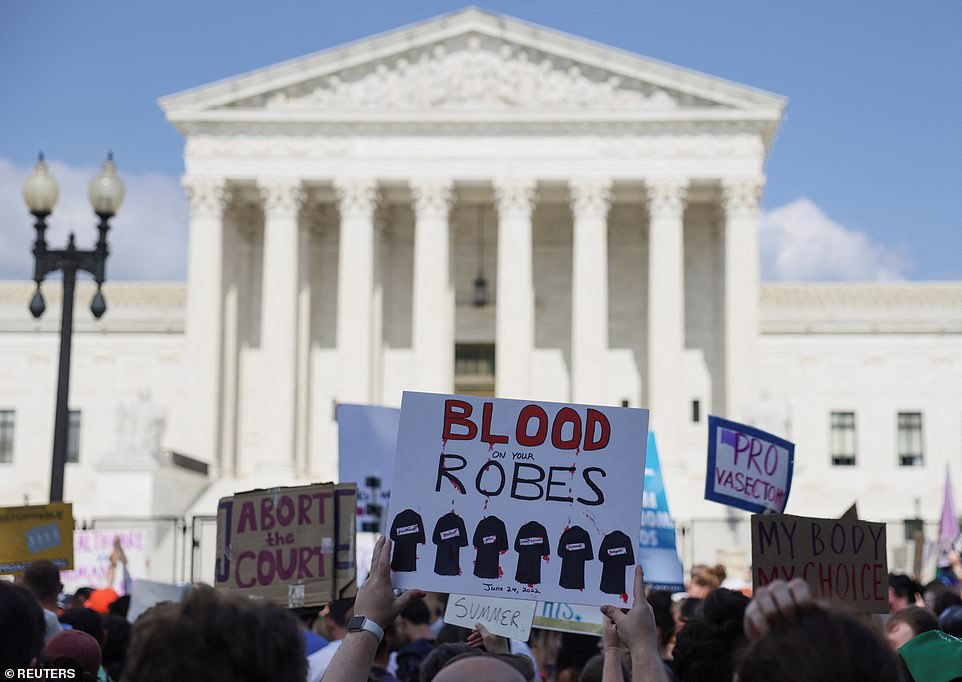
60, 529, 148, 595
444, 593, 537, 640
704, 416, 795, 514
532, 601, 605, 635
127, 580, 190, 623
388, 392, 649, 608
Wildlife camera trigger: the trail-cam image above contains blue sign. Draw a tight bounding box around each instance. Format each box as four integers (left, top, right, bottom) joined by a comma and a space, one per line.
704, 415, 795, 514
336, 404, 400, 531
638, 433, 684, 592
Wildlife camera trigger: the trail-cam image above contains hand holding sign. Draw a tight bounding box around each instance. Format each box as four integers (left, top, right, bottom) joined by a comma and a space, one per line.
600, 566, 659, 662
355, 536, 426, 630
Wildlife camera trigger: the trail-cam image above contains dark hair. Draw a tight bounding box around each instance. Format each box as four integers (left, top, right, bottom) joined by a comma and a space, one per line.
679, 597, 703, 620
737, 604, 906, 682
23, 560, 63, 601
888, 606, 938, 638
672, 588, 749, 682
939, 605, 962, 638
435, 623, 470, 645
419, 643, 473, 682
888, 574, 922, 602
124, 585, 306, 682
108, 594, 131, 618
934, 589, 962, 617
648, 590, 676, 649
326, 598, 355, 628
579, 653, 630, 682
400, 598, 431, 626
0, 581, 46, 670
555, 632, 601, 675
59, 608, 105, 643
101, 614, 132, 681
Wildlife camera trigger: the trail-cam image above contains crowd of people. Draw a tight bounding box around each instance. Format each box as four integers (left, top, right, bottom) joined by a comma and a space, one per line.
2, 540, 962, 681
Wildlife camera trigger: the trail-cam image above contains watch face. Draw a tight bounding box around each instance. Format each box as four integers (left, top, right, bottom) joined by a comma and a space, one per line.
347, 615, 366, 631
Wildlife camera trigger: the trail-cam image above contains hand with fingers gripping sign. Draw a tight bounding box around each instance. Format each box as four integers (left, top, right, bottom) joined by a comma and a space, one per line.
600, 566, 669, 682
323, 536, 426, 682
743, 578, 813, 641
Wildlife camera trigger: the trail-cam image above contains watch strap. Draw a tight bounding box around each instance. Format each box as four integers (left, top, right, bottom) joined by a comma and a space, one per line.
348, 615, 384, 643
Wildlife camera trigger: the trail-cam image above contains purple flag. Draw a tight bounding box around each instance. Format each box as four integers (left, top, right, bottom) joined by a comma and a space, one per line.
939, 467, 960, 567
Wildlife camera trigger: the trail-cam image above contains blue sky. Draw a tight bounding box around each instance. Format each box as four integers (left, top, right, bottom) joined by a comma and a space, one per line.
1, 1, 960, 280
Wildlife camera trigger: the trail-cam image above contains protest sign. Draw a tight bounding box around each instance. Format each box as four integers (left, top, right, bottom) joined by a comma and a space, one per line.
214, 483, 335, 608
751, 513, 888, 613
0, 502, 74, 573
127, 580, 190, 623
532, 601, 604, 635
639, 433, 684, 592
388, 392, 649, 607
333, 483, 358, 600
705, 416, 794, 514
337, 404, 399, 532
445, 593, 537, 640
61, 529, 148, 595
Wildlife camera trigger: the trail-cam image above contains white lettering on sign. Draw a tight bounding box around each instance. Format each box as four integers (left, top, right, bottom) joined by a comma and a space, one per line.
397, 524, 420, 536
440, 528, 460, 540
565, 542, 585, 551
483, 535, 497, 544
519, 537, 543, 546
607, 547, 627, 556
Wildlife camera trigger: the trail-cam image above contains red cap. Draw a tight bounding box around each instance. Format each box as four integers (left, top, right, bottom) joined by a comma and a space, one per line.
83, 588, 119, 614
45, 629, 102, 675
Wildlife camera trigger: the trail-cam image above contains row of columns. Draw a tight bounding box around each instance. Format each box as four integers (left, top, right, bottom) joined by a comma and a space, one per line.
176, 175, 762, 474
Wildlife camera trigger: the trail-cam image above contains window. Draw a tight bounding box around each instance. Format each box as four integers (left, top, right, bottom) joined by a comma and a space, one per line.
898, 412, 924, 467
691, 400, 701, 424
455, 344, 495, 397
830, 412, 856, 466
0, 411, 13, 464
66, 411, 81, 464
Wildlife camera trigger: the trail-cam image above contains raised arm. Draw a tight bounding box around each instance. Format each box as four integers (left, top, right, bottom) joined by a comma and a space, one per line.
600, 566, 668, 682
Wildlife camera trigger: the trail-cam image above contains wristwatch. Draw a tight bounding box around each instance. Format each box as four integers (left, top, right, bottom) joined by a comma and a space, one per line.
347, 615, 384, 643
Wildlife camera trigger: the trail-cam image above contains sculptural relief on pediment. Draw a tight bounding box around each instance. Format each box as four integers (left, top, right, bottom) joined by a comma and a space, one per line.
230, 36, 720, 112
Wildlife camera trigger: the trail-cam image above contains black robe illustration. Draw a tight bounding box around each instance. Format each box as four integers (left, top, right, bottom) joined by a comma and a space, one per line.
514, 521, 549, 585
432, 512, 468, 576
472, 516, 508, 579
557, 525, 593, 590
599, 530, 635, 595
389, 508, 425, 572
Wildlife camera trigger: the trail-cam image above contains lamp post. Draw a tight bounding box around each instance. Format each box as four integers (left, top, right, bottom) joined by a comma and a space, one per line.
22, 153, 125, 503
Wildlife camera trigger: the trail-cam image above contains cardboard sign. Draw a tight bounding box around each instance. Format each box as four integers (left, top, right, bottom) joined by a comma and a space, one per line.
388, 392, 649, 608
639, 433, 684, 592
532, 601, 604, 635
337, 404, 399, 532
751, 513, 888, 613
445, 593, 537, 640
705, 416, 794, 514
0, 502, 74, 573
127, 580, 190, 623
214, 483, 336, 608
60, 530, 148, 595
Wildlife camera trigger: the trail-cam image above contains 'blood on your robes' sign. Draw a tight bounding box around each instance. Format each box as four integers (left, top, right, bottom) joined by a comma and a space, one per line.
388, 392, 649, 608
751, 513, 888, 613
705, 416, 794, 514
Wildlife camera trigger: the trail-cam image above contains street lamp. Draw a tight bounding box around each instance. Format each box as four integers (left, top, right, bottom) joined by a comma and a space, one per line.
23, 153, 124, 503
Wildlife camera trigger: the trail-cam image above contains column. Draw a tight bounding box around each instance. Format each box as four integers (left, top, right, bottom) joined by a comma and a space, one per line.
721, 178, 763, 421
167, 176, 228, 467
334, 178, 378, 403
646, 178, 688, 461
493, 178, 537, 399
569, 178, 612, 404
411, 178, 455, 392
258, 178, 304, 473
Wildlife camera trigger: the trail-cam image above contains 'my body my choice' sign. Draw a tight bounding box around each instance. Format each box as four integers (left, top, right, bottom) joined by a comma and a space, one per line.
388, 392, 649, 608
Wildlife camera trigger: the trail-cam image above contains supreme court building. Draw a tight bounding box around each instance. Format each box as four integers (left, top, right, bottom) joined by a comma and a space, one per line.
2, 9, 961, 572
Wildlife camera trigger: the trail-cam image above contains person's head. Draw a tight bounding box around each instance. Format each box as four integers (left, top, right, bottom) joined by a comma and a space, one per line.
432, 652, 531, 682
123, 585, 305, 682
673, 597, 702, 632
923, 580, 949, 612
687, 564, 726, 599
101, 614, 133, 681
422, 592, 447, 624
939, 605, 962, 638
934, 589, 962, 617
0, 581, 46, 670
648, 590, 676, 657
23, 560, 63, 608
672, 588, 749, 682
59, 607, 105, 644
84, 587, 119, 614
888, 573, 922, 613
71, 587, 94, 610
323, 598, 355, 641
736, 604, 906, 682
435, 623, 470, 645
579, 653, 630, 682
397, 598, 433, 644
887, 606, 938, 649
419, 642, 473, 681
556, 632, 602, 674
45, 629, 102, 678
108, 594, 130, 618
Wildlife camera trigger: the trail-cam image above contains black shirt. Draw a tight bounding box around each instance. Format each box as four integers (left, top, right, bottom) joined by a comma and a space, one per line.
389, 508, 425, 572
557, 525, 593, 590
598, 530, 635, 595
432, 512, 468, 576
514, 521, 550, 585
472, 515, 508, 579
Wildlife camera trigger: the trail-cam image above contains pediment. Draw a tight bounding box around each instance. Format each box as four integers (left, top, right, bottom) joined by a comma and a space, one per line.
161, 8, 785, 119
